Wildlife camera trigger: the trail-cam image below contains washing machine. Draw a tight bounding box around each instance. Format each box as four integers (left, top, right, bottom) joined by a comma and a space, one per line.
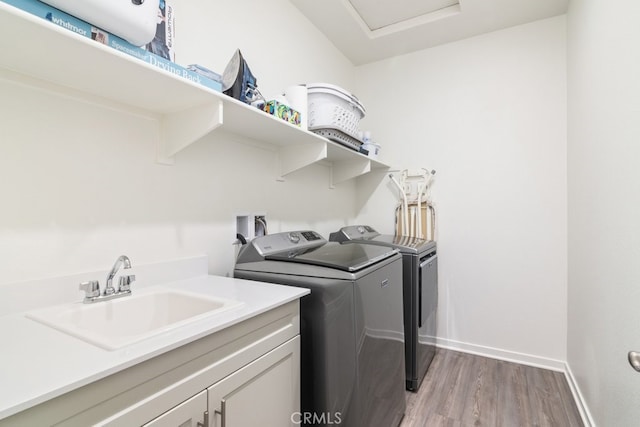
233, 230, 405, 427
330, 225, 437, 391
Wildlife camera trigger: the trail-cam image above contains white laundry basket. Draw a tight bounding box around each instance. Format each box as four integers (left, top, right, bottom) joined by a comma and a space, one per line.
307, 83, 366, 137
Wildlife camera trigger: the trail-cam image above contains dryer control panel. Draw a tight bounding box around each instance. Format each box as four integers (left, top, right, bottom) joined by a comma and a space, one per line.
329, 225, 380, 242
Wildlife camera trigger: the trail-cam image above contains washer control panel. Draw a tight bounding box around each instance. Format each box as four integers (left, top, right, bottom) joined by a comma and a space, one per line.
251, 230, 325, 257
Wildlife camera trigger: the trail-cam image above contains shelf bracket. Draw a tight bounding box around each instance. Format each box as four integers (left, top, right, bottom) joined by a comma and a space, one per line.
157, 99, 224, 165
330, 158, 372, 188
276, 141, 327, 181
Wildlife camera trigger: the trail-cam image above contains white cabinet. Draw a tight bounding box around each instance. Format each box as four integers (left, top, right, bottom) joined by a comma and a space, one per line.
1, 301, 301, 427
0, 2, 389, 186
111, 337, 300, 427
207, 338, 299, 427
143, 391, 207, 427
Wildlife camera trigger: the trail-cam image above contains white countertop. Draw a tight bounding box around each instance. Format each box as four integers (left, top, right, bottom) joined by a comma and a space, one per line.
0, 275, 309, 419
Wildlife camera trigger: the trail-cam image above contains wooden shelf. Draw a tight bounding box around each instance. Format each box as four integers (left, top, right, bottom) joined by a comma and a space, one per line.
0, 2, 389, 185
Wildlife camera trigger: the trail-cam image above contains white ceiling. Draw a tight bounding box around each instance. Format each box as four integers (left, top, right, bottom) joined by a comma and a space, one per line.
289, 0, 568, 65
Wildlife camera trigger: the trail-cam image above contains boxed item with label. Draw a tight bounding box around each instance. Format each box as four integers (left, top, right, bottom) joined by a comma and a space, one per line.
187, 64, 222, 84
1, 0, 221, 92
39, 0, 158, 46
145, 0, 175, 62
263, 100, 301, 127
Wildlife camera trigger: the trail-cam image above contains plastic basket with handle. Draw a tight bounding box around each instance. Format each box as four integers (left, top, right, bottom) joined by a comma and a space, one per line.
307, 83, 366, 137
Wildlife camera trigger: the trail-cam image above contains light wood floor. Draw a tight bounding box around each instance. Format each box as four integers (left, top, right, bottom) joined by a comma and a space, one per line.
400, 348, 584, 427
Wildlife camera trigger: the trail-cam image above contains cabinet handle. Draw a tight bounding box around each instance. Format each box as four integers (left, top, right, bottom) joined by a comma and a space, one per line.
197, 410, 209, 427
215, 399, 226, 427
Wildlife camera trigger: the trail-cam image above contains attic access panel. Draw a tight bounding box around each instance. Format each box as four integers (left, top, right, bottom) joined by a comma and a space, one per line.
348, 0, 459, 31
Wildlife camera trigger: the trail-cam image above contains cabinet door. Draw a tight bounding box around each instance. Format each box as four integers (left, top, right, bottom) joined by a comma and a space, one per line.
143, 390, 208, 427
208, 336, 300, 427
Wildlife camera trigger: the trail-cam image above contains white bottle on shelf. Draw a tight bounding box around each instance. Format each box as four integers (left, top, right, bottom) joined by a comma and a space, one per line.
361, 131, 380, 158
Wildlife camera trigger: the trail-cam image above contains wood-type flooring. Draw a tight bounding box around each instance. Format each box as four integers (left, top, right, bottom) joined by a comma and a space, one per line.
399, 348, 584, 427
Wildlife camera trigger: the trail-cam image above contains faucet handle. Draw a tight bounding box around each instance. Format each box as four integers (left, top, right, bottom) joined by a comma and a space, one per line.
79, 280, 100, 298
118, 274, 135, 293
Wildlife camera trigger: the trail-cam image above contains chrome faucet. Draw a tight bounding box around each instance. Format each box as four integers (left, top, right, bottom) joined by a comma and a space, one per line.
105, 255, 132, 295
79, 255, 135, 303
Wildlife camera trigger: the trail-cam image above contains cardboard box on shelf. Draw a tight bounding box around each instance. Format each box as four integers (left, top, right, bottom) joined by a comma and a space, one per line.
145, 0, 175, 62
1, 0, 221, 92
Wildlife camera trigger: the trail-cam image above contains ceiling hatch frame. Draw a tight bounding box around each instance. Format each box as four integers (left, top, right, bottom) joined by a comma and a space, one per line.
343, 0, 462, 39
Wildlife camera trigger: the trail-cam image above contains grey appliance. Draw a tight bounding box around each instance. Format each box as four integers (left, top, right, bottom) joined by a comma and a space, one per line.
234, 230, 405, 427
330, 225, 437, 391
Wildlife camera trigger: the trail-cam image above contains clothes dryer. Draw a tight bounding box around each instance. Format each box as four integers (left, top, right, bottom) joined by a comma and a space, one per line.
330, 225, 437, 391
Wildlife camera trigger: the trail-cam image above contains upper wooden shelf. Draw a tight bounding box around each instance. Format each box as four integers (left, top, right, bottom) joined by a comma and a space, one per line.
0, 2, 389, 185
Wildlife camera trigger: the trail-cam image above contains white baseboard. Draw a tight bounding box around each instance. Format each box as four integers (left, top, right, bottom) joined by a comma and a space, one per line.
435, 337, 594, 426
436, 337, 566, 371
564, 362, 596, 427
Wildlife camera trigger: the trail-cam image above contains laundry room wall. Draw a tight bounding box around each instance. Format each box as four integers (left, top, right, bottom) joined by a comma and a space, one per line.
353, 16, 568, 366
567, 0, 640, 424
0, 0, 357, 285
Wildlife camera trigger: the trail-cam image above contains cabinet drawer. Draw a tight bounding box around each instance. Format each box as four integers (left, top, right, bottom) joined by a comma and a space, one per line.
143, 390, 207, 427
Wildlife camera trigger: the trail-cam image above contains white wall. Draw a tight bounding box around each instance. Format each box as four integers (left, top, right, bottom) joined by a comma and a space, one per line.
567, 0, 640, 424
0, 0, 356, 285
354, 16, 568, 365
175, 0, 355, 100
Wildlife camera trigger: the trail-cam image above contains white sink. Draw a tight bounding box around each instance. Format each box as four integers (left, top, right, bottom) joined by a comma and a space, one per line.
26, 289, 243, 350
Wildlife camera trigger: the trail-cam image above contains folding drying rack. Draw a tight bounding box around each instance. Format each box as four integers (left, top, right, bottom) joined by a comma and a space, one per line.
389, 168, 436, 240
